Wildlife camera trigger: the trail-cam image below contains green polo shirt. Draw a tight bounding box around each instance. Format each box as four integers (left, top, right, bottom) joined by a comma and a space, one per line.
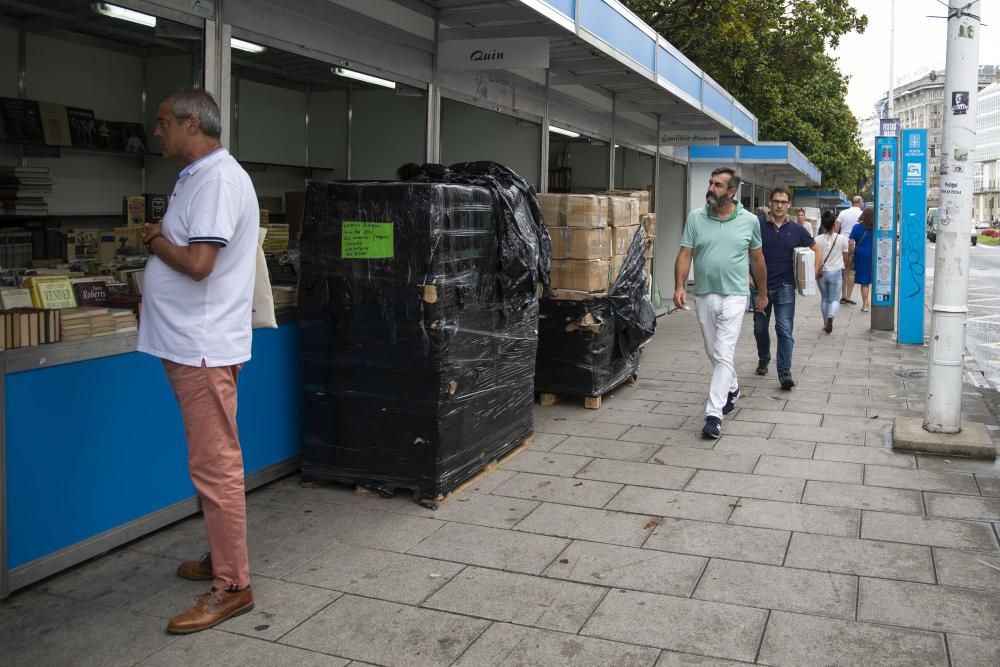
680, 203, 762, 296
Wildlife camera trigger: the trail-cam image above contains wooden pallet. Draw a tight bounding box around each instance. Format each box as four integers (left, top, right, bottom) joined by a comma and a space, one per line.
537, 374, 638, 410
418, 435, 534, 510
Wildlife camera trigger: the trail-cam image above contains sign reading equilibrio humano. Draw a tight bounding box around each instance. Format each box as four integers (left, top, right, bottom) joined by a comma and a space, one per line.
437, 38, 550, 70
659, 131, 719, 146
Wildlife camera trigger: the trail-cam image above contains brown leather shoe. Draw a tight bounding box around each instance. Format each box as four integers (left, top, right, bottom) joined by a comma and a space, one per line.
825, 317, 833, 334
176, 553, 213, 581
167, 586, 254, 634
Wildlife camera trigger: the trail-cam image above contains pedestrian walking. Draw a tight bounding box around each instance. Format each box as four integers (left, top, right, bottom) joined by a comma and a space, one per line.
837, 196, 864, 304
752, 187, 820, 390
139, 88, 259, 634
814, 210, 850, 333
674, 167, 768, 439
849, 207, 875, 312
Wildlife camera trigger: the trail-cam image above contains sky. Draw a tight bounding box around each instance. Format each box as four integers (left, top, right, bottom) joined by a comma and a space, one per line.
831, 0, 1000, 118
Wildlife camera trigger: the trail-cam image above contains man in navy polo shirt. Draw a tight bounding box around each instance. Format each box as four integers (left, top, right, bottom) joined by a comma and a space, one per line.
751, 187, 819, 390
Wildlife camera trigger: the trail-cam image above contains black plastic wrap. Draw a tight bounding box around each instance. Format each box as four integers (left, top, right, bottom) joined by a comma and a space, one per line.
298, 165, 546, 500
534, 227, 656, 396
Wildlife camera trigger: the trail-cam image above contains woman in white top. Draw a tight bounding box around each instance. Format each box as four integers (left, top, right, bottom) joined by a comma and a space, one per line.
814, 210, 850, 333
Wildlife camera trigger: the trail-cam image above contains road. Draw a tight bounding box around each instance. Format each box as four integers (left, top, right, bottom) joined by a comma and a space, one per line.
926, 240, 1000, 389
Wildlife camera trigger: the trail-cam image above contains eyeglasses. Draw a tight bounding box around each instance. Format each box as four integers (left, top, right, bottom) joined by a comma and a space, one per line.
770, 200, 790, 206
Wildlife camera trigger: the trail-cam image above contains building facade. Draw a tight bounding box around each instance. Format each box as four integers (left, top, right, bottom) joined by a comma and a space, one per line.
975, 82, 1000, 225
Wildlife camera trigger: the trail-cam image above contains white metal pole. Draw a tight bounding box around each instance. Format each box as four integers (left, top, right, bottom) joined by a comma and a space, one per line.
924, 0, 981, 433
887, 0, 895, 119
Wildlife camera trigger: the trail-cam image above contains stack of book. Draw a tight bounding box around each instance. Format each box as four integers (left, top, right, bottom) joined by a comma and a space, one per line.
109, 308, 137, 332
262, 223, 289, 252
58, 306, 114, 342
0, 308, 60, 349
272, 285, 297, 309
0, 166, 53, 216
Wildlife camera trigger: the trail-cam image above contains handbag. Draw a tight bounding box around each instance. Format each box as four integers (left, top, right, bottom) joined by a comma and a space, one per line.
847, 229, 868, 272
251, 227, 278, 329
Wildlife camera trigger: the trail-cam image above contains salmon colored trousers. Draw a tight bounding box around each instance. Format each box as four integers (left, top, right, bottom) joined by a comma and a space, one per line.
162, 359, 250, 591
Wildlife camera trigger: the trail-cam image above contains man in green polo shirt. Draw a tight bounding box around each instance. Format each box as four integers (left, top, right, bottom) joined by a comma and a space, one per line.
674, 167, 768, 439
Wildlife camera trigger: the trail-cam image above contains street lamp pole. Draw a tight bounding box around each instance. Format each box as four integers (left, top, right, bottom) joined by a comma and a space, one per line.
924, 0, 981, 433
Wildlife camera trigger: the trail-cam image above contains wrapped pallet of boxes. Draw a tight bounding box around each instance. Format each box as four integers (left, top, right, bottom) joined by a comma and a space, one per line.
601, 189, 650, 215
535, 227, 656, 407
297, 162, 550, 502
794, 247, 818, 296
603, 195, 639, 228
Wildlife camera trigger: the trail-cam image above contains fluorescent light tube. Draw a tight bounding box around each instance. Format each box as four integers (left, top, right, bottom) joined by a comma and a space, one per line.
333, 67, 396, 89
549, 125, 580, 138
92, 2, 156, 28
231, 38, 266, 54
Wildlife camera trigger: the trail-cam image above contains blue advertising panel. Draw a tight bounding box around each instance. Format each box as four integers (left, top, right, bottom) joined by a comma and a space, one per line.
873, 136, 899, 309
899, 129, 928, 344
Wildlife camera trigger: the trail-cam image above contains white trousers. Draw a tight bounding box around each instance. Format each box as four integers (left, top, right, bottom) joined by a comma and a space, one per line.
694, 294, 747, 419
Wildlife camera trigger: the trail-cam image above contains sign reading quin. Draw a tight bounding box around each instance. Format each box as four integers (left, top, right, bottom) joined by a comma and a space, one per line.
438, 38, 550, 70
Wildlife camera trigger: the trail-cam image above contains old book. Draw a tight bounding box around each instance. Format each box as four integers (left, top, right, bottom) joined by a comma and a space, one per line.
24, 275, 70, 307
123, 195, 145, 225
0, 287, 33, 309
73, 280, 110, 307
37, 102, 72, 147
66, 107, 97, 148
35, 277, 77, 309
120, 122, 147, 153
95, 119, 124, 151
0, 98, 45, 143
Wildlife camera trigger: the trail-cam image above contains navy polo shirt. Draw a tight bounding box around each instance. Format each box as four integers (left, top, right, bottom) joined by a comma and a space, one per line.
759, 216, 815, 290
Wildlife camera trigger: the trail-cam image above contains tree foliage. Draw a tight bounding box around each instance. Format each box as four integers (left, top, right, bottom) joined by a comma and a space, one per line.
624, 0, 872, 193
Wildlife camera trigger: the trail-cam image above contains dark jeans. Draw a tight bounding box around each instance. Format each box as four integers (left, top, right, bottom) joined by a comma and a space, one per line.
752, 283, 796, 376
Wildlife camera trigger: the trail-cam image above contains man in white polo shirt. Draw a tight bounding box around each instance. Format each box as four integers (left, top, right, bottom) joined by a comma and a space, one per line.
139, 88, 258, 634
836, 196, 864, 305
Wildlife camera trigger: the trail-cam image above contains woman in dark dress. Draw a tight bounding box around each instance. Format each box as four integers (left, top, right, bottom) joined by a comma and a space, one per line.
849, 207, 875, 312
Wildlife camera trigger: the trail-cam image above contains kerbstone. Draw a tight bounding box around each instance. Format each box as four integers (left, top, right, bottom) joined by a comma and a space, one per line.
581, 589, 768, 663
893, 416, 996, 459
543, 540, 706, 596
859, 578, 1000, 639
783, 533, 935, 583
757, 610, 947, 667
644, 517, 790, 565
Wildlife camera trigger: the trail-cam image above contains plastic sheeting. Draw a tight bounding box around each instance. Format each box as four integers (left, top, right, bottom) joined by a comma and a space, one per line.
534, 227, 656, 397
298, 163, 548, 500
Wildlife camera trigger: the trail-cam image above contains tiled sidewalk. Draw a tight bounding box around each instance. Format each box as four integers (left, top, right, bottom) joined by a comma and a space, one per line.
2, 297, 999, 666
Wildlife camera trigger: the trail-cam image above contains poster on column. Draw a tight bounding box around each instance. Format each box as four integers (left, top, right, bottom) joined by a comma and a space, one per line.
898, 129, 928, 345
873, 136, 898, 307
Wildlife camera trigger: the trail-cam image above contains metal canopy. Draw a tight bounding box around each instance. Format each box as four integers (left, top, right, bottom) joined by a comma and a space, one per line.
689, 143, 822, 187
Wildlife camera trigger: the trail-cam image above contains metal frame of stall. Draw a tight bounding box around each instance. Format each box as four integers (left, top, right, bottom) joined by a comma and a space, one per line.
1, 0, 763, 598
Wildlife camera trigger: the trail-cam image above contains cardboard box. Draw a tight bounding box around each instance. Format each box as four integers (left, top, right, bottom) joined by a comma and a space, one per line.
610, 254, 625, 283
640, 212, 656, 238
600, 189, 650, 215
537, 193, 608, 228
549, 227, 612, 259
550, 258, 610, 292
604, 196, 639, 227
643, 237, 655, 259
613, 225, 639, 255
548, 287, 606, 300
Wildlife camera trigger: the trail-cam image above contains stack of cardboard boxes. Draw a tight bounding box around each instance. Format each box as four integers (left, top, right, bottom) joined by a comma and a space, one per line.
539, 191, 651, 297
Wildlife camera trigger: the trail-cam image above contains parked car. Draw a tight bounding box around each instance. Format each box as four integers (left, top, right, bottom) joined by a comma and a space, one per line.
926, 208, 977, 245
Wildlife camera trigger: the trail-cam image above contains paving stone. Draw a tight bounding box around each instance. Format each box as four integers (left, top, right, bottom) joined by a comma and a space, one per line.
947, 634, 1000, 667
34, 549, 179, 608
680, 418, 775, 438
492, 471, 623, 508
823, 415, 893, 432
813, 444, 916, 468
757, 610, 948, 667
924, 492, 1000, 522
632, 388, 707, 403
865, 466, 981, 495
771, 423, 865, 446
530, 432, 571, 452
685, 470, 804, 502
281, 595, 488, 666
932, 548, 1000, 591
713, 435, 814, 459
452, 622, 659, 667
649, 446, 760, 473
859, 578, 1000, 639
802, 480, 924, 514
753, 455, 864, 484
781, 400, 861, 417
457, 468, 519, 495
729, 498, 861, 537
727, 396, 786, 411
734, 408, 823, 426
644, 517, 790, 565
694, 559, 857, 618
514, 502, 658, 547
606, 485, 737, 523
408, 521, 568, 575
617, 425, 690, 446
915, 455, 1000, 475
139, 630, 349, 666
423, 567, 605, 633
543, 540, 706, 596
535, 419, 631, 439
655, 652, 748, 666
576, 458, 695, 490
599, 397, 661, 413
396, 492, 540, 529
784, 533, 935, 583
581, 589, 768, 663
861, 511, 999, 550
978, 475, 1000, 497
0, 593, 176, 666
503, 451, 594, 477
650, 401, 708, 418
597, 411, 689, 430
551, 435, 661, 462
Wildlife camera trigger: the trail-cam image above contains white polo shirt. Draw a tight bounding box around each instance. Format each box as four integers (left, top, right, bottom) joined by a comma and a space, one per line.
837, 206, 863, 239
137, 147, 258, 367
